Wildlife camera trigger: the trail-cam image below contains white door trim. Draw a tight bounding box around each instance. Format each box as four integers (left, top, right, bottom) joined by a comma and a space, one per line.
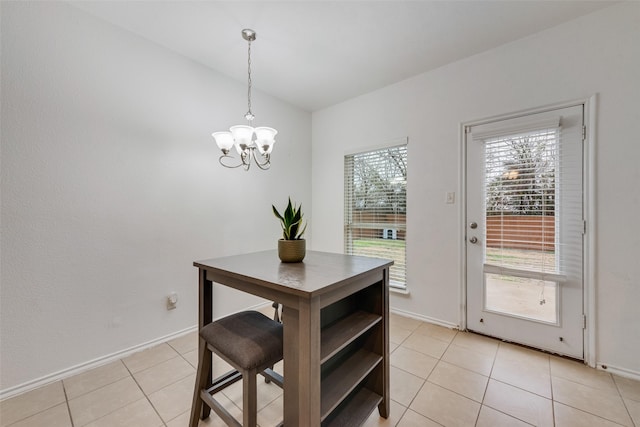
459, 96, 596, 366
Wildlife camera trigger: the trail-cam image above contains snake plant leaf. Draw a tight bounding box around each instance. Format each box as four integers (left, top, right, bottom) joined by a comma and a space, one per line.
284, 198, 294, 224
297, 222, 307, 239
272, 205, 285, 222
273, 197, 306, 240
286, 218, 302, 240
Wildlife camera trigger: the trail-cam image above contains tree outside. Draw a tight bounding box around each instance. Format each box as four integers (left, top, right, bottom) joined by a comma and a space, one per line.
485, 131, 557, 217
347, 146, 408, 287
352, 147, 407, 215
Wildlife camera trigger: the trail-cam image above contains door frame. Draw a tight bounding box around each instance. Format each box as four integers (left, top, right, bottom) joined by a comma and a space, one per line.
458, 96, 597, 366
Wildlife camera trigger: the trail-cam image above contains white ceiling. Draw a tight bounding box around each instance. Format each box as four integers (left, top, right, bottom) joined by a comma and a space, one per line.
70, 1, 615, 112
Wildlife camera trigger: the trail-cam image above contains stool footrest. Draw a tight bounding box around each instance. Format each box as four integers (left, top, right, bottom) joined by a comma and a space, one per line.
208, 369, 242, 395
261, 368, 284, 389
200, 389, 242, 427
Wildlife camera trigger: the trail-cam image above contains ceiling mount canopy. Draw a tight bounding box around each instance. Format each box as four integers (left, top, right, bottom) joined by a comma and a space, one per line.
212, 29, 276, 171
241, 28, 256, 42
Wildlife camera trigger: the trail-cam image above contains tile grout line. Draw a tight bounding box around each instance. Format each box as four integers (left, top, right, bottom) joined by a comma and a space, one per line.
550, 372, 636, 425
121, 357, 168, 427
391, 325, 455, 426
491, 348, 633, 427
472, 336, 495, 427
65, 361, 153, 426
434, 331, 495, 410
392, 326, 511, 425
548, 354, 556, 427
61, 381, 75, 427
463, 341, 544, 426
612, 375, 638, 427
124, 343, 182, 375
408, 328, 496, 426
548, 377, 632, 427
477, 340, 542, 427
166, 332, 204, 426
1, 383, 70, 427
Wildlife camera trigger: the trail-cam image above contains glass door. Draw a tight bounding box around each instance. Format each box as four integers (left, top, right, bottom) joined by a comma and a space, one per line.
465, 105, 584, 358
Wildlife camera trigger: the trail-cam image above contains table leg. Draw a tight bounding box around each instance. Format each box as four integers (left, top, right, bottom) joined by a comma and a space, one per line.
199, 269, 213, 419
378, 267, 390, 418
282, 299, 321, 426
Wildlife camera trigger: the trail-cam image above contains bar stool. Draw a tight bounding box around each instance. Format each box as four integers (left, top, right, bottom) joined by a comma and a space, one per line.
189, 310, 284, 427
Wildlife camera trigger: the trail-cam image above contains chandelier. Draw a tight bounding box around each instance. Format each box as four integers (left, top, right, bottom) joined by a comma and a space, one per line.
212, 29, 276, 171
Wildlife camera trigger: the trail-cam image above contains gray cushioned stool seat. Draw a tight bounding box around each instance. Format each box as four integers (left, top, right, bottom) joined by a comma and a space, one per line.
190, 310, 284, 427
200, 310, 283, 369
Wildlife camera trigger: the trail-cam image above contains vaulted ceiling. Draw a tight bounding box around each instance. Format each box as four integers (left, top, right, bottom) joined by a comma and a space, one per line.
70, 1, 615, 112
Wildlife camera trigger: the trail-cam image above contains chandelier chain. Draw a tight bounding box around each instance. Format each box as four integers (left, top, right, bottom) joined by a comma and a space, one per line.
246, 39, 253, 121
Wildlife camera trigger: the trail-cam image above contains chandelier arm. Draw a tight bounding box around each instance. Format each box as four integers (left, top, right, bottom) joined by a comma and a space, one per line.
241, 149, 251, 167
219, 155, 247, 169
253, 151, 271, 170
254, 161, 271, 171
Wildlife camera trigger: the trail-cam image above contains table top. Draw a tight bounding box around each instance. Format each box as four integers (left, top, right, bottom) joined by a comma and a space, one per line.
194, 250, 393, 298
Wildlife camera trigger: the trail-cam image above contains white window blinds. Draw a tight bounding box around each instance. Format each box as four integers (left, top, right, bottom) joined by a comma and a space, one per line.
344, 143, 407, 289
470, 112, 583, 282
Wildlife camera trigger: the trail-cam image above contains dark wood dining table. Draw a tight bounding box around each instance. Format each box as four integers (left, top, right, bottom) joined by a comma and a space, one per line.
193, 250, 392, 426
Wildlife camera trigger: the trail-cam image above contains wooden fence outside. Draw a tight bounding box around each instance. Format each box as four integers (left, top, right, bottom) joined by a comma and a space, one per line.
350, 212, 406, 240
486, 214, 555, 251
349, 212, 554, 251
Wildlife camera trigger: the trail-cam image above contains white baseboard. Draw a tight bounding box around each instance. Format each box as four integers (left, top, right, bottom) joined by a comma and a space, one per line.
0, 302, 276, 401
597, 362, 640, 382
390, 307, 459, 330
10, 302, 635, 400
0, 324, 198, 401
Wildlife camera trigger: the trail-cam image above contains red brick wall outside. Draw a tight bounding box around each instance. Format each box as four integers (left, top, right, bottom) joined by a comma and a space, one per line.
486, 215, 555, 251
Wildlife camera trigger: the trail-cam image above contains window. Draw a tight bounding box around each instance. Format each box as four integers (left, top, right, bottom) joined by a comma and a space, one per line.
469, 110, 584, 324
475, 114, 582, 281
484, 125, 560, 273
344, 143, 407, 289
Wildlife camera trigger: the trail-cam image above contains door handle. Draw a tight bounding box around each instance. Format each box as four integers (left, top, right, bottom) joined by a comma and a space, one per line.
469, 222, 478, 229
469, 236, 478, 244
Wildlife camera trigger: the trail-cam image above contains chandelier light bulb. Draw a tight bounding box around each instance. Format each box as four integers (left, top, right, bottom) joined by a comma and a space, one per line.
212, 131, 234, 153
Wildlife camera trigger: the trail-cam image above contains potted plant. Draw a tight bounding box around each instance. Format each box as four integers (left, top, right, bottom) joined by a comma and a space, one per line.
272, 197, 307, 262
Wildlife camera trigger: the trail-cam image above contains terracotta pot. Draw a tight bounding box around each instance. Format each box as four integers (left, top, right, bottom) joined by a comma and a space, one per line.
278, 239, 306, 263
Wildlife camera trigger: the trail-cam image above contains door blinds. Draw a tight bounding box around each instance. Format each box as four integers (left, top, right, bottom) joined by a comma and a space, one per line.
470, 112, 583, 282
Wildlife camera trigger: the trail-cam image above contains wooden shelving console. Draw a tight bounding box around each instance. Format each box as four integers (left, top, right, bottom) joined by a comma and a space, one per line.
320, 282, 386, 426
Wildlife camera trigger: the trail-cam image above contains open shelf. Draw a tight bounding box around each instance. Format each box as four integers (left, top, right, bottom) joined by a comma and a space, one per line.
322, 387, 383, 427
318, 280, 387, 425
321, 348, 382, 421
321, 310, 381, 363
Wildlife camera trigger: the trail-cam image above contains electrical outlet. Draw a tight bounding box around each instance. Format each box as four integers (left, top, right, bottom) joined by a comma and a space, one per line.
167, 292, 178, 310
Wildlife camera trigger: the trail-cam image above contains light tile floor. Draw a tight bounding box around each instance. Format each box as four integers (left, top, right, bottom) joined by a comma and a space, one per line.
2, 310, 639, 426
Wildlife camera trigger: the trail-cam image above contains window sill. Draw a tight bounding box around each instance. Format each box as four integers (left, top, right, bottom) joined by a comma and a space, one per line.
390, 286, 410, 296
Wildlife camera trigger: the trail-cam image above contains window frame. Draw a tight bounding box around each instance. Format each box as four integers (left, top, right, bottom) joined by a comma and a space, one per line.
344, 140, 408, 290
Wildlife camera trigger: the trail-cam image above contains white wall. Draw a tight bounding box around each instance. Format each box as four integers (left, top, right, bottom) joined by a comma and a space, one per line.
312, 2, 640, 375
0, 2, 311, 393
